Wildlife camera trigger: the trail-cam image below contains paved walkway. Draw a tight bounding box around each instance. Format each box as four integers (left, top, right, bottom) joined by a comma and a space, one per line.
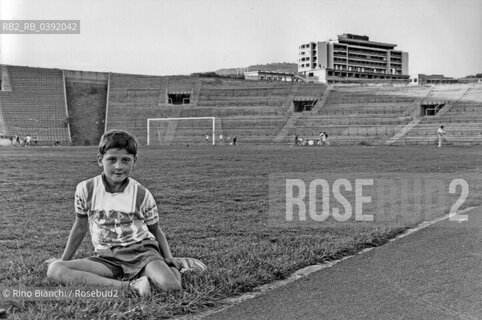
204, 208, 482, 320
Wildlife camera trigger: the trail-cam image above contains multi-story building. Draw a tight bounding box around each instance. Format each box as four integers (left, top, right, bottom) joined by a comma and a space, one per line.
298, 33, 409, 83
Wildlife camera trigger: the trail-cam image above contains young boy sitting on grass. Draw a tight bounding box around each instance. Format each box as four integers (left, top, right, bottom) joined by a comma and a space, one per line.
47, 130, 184, 296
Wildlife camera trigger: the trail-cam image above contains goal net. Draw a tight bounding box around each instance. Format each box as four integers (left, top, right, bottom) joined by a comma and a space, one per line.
147, 117, 216, 146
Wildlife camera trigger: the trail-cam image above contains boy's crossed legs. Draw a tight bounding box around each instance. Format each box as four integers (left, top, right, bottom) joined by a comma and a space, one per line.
47, 252, 181, 297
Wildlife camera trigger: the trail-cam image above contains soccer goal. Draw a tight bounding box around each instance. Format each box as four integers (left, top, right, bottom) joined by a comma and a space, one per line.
147, 117, 216, 146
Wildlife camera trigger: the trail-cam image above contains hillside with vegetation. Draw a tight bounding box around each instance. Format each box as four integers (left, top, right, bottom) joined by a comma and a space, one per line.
66, 82, 107, 145
216, 62, 297, 76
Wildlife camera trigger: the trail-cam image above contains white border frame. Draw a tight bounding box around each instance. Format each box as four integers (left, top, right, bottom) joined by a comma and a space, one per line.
147, 117, 215, 146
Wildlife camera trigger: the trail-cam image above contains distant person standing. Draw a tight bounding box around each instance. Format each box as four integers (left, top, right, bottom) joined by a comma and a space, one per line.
437, 125, 446, 148
322, 132, 329, 145
205, 134, 209, 145
233, 135, 237, 146
219, 134, 223, 145
319, 131, 329, 146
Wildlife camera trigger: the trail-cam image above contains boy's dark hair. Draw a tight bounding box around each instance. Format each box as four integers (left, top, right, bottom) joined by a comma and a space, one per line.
98, 130, 138, 156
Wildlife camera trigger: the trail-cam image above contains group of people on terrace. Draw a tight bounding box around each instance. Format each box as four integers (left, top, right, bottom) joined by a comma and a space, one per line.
2, 134, 36, 146
294, 131, 330, 146
293, 126, 447, 147
205, 133, 237, 146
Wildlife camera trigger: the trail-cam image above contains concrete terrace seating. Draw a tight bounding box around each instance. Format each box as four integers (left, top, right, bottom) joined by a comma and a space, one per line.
197, 96, 287, 107
325, 87, 416, 105
105, 76, 481, 146
441, 85, 482, 120
288, 115, 407, 144
376, 85, 432, 98
0, 65, 69, 143
422, 84, 472, 103
179, 82, 293, 143
221, 116, 285, 137
450, 84, 482, 106
322, 86, 418, 115
107, 73, 167, 142
281, 85, 424, 144
402, 123, 482, 145
197, 84, 293, 107
294, 115, 410, 127
395, 84, 482, 145
320, 103, 409, 115
148, 116, 285, 145
180, 106, 286, 117
294, 83, 326, 95
106, 76, 294, 144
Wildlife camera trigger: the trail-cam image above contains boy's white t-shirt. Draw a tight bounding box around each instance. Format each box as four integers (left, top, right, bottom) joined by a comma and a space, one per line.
74, 175, 159, 251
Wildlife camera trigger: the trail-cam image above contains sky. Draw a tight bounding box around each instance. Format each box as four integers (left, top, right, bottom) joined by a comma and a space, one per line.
0, 0, 481, 78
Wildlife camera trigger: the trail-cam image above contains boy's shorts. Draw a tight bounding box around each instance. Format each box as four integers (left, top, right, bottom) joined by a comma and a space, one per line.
87, 239, 164, 280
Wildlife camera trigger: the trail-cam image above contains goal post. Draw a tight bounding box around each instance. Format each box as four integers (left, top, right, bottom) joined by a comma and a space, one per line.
147, 117, 216, 146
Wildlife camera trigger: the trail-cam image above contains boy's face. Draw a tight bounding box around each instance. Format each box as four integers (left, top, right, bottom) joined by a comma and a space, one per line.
98, 148, 137, 187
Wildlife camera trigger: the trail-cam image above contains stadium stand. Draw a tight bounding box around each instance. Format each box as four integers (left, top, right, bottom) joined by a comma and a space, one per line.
0, 65, 70, 144
106, 73, 169, 142
175, 82, 294, 144
282, 85, 433, 144
105, 76, 482, 146
399, 84, 482, 145
2, 64, 480, 147
107, 76, 301, 144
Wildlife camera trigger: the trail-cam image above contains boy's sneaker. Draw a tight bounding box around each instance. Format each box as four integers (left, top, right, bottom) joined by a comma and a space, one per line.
130, 276, 151, 297
177, 257, 207, 274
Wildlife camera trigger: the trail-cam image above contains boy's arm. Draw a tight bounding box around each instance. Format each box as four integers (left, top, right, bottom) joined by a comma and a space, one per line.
60, 215, 89, 260
147, 223, 173, 259
147, 224, 181, 269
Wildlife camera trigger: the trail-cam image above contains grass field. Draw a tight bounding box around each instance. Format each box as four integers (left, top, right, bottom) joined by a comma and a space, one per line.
1, 144, 482, 319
